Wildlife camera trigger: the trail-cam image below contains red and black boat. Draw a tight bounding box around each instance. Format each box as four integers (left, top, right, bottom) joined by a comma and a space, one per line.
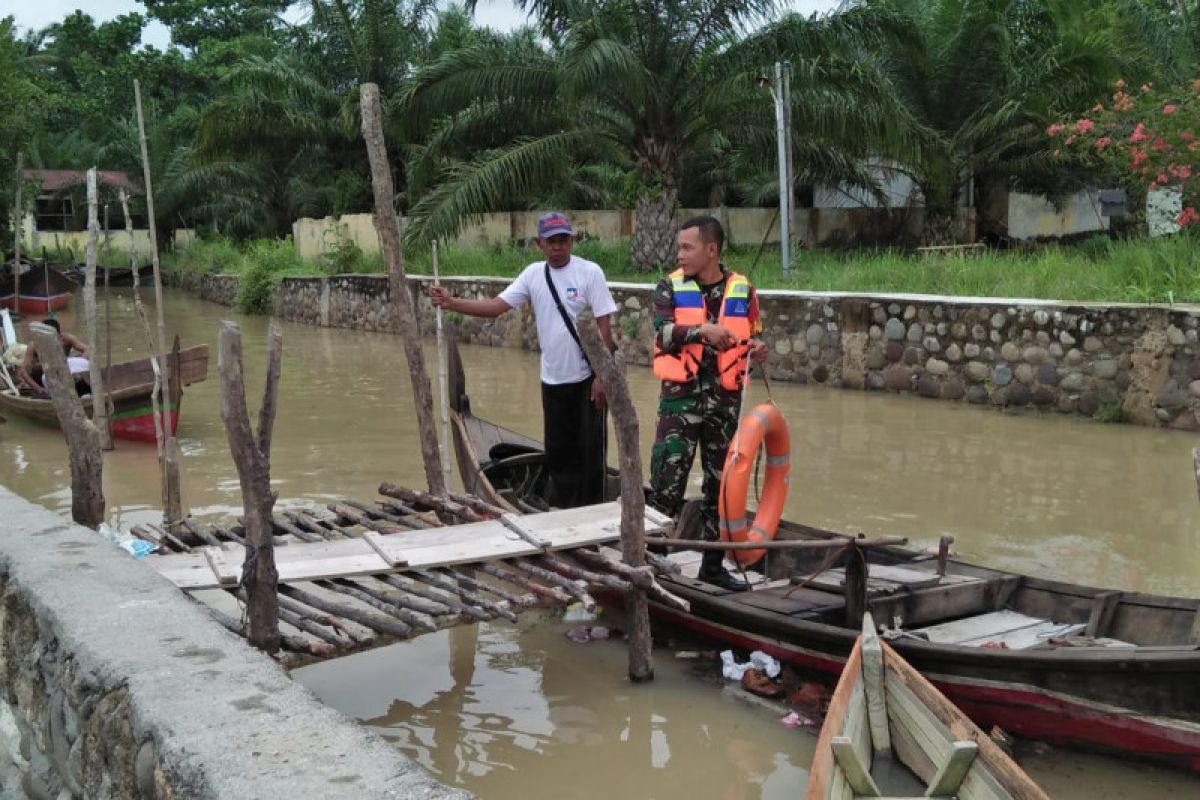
446, 336, 1200, 772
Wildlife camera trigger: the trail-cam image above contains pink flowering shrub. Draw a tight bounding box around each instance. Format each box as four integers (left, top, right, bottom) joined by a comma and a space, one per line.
1051, 78, 1200, 227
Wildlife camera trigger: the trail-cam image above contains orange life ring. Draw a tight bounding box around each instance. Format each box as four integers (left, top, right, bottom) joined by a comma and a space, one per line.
718, 403, 791, 567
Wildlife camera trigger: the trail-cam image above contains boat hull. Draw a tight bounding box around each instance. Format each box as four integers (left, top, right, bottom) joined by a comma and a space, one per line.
645, 596, 1200, 773
0, 293, 73, 314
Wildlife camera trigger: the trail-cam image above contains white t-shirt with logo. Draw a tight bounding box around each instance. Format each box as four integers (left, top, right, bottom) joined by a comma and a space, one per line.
499, 255, 618, 385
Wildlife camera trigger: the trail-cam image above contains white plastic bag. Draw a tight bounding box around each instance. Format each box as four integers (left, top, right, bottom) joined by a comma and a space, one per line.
720, 649, 781, 680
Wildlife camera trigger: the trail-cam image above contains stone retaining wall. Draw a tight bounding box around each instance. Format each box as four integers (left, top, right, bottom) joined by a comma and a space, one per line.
0, 486, 473, 800
223, 273, 1200, 430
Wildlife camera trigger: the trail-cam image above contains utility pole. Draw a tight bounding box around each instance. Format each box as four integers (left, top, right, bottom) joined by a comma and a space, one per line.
771, 62, 794, 277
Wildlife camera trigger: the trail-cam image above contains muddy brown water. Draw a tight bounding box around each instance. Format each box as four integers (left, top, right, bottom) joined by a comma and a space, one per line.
2, 290, 1197, 797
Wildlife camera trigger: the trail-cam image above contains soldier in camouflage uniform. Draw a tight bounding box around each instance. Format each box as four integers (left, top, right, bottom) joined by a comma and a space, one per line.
649, 216, 766, 591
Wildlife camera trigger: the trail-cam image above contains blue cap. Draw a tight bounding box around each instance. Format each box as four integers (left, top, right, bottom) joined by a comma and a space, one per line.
537, 212, 574, 238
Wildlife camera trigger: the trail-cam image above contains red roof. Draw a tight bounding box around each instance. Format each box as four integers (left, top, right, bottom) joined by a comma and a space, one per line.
22, 169, 143, 196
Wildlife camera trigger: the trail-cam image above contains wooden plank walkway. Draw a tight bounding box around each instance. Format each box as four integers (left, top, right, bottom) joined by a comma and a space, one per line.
153, 502, 672, 591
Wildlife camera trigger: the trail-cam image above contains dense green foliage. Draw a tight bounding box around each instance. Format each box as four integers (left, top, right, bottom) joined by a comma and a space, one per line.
3, 1, 1200, 269
164, 231, 1200, 305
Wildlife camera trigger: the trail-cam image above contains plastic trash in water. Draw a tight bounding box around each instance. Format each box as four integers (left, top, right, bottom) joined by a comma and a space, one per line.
563, 602, 599, 623
95, 522, 158, 558
749, 650, 781, 678
720, 649, 782, 681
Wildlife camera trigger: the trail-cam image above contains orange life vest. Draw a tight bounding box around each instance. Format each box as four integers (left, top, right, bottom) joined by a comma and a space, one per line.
652, 269, 753, 392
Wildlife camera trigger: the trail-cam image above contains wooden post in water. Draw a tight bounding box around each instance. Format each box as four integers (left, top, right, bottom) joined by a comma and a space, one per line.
134, 79, 184, 528
1193, 448, 1199, 504
118, 189, 167, 458
359, 82, 446, 497
11, 152, 22, 319
432, 240, 453, 492
83, 169, 113, 449
30, 322, 105, 527
577, 308, 653, 682
218, 319, 283, 654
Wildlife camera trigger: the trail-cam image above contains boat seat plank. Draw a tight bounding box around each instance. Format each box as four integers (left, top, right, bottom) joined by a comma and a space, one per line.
924, 741, 977, 796
831, 736, 881, 797
957, 620, 1087, 650
1085, 591, 1121, 637
914, 610, 1053, 645
811, 566, 978, 596
732, 586, 843, 616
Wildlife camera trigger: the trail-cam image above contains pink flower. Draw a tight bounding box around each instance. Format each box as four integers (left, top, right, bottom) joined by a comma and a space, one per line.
1095, 136, 1112, 149
1163, 104, 1176, 115
1116, 79, 1126, 88
1141, 83, 1153, 92
1156, 173, 1170, 184
1065, 134, 1076, 145
1092, 103, 1104, 112
1047, 123, 1065, 137
1180, 131, 1195, 142
1075, 118, 1095, 134
1152, 137, 1167, 152
1169, 164, 1192, 180
1129, 122, 1150, 143
1176, 207, 1200, 227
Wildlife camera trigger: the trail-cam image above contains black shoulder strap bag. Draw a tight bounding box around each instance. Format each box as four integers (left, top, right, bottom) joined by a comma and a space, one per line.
544, 262, 591, 370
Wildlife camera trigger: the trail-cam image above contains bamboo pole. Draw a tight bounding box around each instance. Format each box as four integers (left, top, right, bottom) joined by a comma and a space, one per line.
359, 82, 447, 497
30, 323, 105, 527
11, 152, 22, 320
134, 80, 184, 528
102, 202, 114, 431
445, 567, 535, 612
118, 189, 166, 455
379, 482, 484, 522
432, 240, 454, 492
577, 308, 653, 682
83, 169, 112, 449
315, 580, 439, 633
278, 584, 412, 639
218, 319, 283, 654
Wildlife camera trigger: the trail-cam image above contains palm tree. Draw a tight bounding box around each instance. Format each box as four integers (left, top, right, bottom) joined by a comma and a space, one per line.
401, 0, 920, 270
848, 0, 1183, 241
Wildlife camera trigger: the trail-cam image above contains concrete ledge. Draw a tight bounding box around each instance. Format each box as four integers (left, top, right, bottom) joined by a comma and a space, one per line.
0, 485, 473, 799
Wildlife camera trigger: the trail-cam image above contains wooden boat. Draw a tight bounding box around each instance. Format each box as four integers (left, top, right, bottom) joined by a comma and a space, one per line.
446, 337, 1200, 771
809, 614, 1049, 799
0, 343, 209, 443
0, 261, 77, 314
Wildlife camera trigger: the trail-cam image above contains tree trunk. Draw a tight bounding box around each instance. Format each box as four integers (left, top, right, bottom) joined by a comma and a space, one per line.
630, 185, 678, 272
218, 319, 283, 654
359, 82, 447, 497
577, 309, 653, 682
83, 169, 112, 450
30, 324, 105, 528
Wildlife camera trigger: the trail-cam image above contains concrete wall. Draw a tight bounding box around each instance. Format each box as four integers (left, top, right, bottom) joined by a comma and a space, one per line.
198, 274, 1200, 430
0, 486, 473, 800
19, 215, 196, 257
291, 207, 974, 261
988, 190, 1110, 241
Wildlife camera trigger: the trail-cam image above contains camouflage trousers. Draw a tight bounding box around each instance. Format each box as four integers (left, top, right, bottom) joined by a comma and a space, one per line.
648, 391, 740, 544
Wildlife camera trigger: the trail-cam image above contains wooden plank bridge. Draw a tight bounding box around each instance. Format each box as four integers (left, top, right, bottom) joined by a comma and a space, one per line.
141, 484, 678, 665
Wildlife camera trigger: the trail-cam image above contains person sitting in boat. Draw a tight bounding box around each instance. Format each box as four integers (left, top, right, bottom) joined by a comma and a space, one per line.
16, 318, 91, 397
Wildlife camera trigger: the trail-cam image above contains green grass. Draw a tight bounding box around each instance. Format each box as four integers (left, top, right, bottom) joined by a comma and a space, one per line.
157, 231, 1200, 311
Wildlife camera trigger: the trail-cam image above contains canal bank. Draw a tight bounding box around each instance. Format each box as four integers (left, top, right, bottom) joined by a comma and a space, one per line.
0, 485, 473, 800
180, 271, 1200, 431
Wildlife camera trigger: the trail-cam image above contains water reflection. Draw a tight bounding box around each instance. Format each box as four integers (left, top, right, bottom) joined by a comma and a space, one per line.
296, 613, 811, 799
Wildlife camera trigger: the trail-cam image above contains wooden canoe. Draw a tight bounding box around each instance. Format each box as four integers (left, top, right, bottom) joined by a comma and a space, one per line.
809, 614, 1049, 799
0, 262, 77, 314
448, 334, 1200, 772
0, 342, 209, 443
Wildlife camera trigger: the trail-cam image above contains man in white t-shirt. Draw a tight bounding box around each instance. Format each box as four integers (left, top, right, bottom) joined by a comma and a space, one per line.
429, 212, 619, 507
